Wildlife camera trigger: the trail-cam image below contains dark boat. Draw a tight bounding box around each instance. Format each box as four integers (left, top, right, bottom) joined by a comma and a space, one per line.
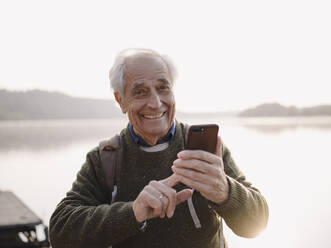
0, 191, 50, 248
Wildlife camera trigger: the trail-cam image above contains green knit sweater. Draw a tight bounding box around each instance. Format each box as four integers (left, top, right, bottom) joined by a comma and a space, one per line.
49, 121, 268, 248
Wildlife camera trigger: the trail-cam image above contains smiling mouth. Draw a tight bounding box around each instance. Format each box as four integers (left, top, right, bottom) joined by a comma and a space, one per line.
143, 112, 166, 119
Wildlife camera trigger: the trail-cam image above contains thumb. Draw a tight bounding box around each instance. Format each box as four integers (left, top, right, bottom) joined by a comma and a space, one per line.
215, 135, 223, 157
176, 189, 193, 205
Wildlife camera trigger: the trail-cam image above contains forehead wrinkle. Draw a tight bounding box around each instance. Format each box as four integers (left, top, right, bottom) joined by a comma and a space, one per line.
126, 71, 171, 87
124, 55, 172, 92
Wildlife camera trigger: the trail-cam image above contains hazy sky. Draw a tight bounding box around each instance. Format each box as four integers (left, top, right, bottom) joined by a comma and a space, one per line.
0, 0, 330, 112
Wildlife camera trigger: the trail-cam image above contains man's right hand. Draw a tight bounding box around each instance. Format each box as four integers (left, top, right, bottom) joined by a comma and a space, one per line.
132, 174, 193, 223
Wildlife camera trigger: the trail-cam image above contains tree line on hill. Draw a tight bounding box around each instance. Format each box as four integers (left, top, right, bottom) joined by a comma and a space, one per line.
239, 103, 331, 117
0, 89, 123, 120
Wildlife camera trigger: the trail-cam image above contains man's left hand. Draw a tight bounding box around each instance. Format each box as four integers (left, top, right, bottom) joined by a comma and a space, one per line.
172, 136, 229, 205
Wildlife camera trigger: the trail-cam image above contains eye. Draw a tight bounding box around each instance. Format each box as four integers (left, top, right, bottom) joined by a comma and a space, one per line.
159, 85, 170, 91
133, 88, 147, 97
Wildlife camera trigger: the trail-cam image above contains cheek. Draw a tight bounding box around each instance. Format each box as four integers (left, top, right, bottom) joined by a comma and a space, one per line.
127, 101, 144, 118
162, 93, 175, 107
168, 97, 176, 112
164, 95, 176, 119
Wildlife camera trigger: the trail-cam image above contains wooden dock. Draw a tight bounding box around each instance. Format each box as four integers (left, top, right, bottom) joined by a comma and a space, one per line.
0, 191, 42, 232
0, 190, 50, 247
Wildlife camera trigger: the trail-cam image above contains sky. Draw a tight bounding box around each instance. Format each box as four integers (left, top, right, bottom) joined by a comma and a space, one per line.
0, 0, 330, 112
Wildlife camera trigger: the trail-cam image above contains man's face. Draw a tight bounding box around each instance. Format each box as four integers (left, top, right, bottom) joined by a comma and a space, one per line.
115, 55, 176, 146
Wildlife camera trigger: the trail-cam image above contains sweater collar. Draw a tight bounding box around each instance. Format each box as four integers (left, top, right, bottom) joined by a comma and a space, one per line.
129, 122, 176, 147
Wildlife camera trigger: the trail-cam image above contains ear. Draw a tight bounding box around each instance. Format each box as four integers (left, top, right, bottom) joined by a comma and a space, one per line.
114, 92, 127, 114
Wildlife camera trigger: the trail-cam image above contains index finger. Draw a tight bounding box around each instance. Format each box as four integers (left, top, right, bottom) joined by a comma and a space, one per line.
177, 149, 221, 165
160, 173, 179, 187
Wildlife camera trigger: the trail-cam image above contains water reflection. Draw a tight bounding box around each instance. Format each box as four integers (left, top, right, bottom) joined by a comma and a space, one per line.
242, 123, 331, 134
1, 117, 331, 151
0, 119, 127, 151
238, 117, 331, 134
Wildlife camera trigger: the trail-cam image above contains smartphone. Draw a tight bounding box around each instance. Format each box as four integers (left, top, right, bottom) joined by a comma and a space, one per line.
186, 124, 219, 154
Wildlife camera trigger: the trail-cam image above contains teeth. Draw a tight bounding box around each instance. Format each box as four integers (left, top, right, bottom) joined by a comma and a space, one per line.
143, 112, 164, 119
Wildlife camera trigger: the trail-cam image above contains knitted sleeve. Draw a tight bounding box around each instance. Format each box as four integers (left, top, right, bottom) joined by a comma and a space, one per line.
213, 144, 269, 238
49, 148, 143, 248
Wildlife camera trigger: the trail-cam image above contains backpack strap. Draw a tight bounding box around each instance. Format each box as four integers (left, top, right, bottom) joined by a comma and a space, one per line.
99, 134, 121, 203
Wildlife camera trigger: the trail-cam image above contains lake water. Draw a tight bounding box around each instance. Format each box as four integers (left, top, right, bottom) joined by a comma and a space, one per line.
1, 116, 331, 248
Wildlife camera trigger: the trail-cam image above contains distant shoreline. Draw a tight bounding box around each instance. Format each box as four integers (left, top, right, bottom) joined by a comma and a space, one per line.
1, 89, 331, 120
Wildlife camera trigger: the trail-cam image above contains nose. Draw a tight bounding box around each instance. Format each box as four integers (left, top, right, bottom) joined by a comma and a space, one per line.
147, 89, 162, 109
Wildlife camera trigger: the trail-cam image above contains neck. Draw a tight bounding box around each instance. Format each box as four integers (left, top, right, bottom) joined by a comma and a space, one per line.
132, 127, 168, 146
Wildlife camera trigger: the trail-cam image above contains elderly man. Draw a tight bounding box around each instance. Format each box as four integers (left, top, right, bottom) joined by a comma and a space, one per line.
49, 49, 268, 248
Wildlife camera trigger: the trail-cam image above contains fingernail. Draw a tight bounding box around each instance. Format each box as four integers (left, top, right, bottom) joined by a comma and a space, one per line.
171, 166, 176, 171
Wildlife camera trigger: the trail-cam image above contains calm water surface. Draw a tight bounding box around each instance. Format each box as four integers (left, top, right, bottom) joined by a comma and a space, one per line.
1, 117, 331, 248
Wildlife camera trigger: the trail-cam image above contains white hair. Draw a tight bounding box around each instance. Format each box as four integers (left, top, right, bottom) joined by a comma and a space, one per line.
109, 48, 178, 97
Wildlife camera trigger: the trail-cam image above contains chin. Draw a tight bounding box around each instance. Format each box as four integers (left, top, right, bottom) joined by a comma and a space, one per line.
139, 121, 170, 138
